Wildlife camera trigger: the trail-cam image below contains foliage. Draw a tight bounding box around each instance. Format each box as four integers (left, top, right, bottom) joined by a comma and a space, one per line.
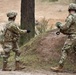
35, 18, 48, 35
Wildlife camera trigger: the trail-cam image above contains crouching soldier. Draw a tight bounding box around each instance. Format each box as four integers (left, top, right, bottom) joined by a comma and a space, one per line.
51, 3, 76, 72
1, 11, 30, 71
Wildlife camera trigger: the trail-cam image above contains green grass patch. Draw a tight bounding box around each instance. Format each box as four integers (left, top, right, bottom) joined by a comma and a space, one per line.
41, 0, 58, 2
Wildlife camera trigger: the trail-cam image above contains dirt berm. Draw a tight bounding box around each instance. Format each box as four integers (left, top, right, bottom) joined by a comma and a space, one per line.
21, 29, 76, 72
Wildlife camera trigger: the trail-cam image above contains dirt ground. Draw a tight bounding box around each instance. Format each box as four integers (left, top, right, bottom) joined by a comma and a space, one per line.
35, 1, 69, 29
0, 0, 20, 23
0, 0, 75, 75
0, 70, 76, 75
0, 0, 68, 25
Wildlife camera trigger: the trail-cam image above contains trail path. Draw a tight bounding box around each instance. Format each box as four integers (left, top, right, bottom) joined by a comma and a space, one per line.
0, 70, 76, 75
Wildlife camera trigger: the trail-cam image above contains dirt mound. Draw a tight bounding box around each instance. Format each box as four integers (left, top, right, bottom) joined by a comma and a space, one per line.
35, 30, 66, 61
21, 29, 76, 72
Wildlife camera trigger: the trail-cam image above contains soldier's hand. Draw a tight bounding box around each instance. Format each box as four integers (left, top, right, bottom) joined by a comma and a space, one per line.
27, 30, 31, 33
55, 22, 61, 28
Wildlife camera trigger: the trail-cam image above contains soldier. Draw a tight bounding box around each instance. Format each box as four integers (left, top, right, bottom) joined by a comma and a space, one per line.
51, 3, 76, 72
1, 11, 30, 71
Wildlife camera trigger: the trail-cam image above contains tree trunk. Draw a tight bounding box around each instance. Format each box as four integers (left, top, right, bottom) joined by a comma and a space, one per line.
20, 0, 35, 45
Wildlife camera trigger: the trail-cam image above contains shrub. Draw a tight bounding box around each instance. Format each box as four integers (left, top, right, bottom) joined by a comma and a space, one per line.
35, 18, 48, 35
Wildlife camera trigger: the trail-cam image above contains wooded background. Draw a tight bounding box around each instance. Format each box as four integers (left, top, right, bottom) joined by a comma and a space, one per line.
59, 0, 76, 4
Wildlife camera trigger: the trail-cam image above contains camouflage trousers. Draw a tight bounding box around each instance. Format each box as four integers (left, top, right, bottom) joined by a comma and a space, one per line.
59, 34, 76, 66
2, 41, 20, 63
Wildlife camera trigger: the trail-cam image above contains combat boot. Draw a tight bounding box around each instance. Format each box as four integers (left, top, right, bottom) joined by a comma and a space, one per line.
2, 62, 11, 71
14, 61, 25, 70
51, 65, 63, 72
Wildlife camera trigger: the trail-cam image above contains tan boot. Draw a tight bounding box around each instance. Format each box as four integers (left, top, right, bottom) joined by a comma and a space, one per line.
2, 62, 11, 71
14, 61, 25, 70
51, 65, 63, 72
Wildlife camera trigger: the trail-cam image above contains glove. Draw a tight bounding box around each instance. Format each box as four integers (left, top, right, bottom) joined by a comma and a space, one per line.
27, 30, 31, 33
55, 22, 62, 28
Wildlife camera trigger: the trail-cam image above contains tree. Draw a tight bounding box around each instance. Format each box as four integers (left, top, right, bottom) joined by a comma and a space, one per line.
20, 0, 35, 45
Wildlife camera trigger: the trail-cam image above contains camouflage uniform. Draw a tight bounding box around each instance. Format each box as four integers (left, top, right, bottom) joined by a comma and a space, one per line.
2, 11, 28, 71
51, 3, 76, 71
58, 13, 76, 66
3, 21, 27, 61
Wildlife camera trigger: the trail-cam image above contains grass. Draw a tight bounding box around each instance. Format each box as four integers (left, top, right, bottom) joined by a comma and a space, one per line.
20, 32, 55, 69
20, 32, 54, 70
20, 31, 76, 72
0, 57, 2, 69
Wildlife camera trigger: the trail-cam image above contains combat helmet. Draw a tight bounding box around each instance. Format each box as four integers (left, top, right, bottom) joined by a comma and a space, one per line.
7, 11, 17, 18
68, 3, 76, 11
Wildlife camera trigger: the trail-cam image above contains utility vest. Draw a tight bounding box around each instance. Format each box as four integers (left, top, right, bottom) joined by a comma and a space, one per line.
3, 22, 19, 42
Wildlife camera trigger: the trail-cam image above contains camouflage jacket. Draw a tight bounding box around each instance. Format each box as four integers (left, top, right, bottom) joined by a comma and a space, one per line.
4, 21, 27, 42
59, 13, 76, 35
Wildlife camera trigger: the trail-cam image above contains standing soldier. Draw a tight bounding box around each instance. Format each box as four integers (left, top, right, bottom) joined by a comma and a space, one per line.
51, 3, 76, 71
2, 11, 30, 71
